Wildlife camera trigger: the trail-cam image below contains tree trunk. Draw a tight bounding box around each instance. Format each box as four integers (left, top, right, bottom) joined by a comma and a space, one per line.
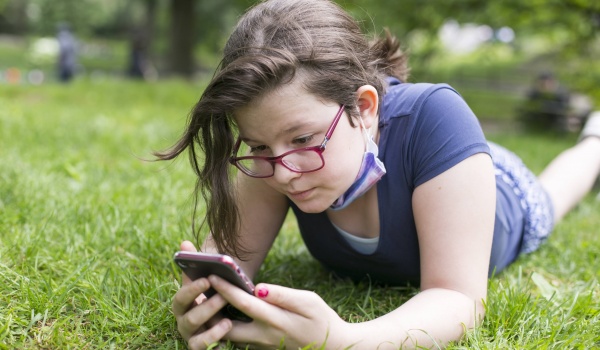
168, 0, 196, 78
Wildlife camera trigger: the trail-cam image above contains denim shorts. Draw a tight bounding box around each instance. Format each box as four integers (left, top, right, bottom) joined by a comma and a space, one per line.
489, 142, 555, 254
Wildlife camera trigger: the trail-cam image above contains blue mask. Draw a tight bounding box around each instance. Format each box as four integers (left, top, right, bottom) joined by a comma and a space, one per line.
330, 120, 386, 211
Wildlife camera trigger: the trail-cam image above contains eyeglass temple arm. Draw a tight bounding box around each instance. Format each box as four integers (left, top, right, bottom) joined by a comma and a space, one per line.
229, 138, 242, 164
321, 104, 345, 147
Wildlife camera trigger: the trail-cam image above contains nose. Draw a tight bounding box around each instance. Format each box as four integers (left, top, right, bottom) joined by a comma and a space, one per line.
270, 162, 301, 184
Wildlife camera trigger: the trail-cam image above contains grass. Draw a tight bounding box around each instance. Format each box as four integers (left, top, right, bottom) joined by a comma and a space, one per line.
1, 80, 599, 349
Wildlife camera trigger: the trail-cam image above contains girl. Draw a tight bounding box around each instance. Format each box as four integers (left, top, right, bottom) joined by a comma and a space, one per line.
157, 0, 600, 348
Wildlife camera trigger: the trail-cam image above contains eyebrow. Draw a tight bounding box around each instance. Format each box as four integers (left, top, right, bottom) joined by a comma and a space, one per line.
240, 120, 319, 143
277, 121, 315, 138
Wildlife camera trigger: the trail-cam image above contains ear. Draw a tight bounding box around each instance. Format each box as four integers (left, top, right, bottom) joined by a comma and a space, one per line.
355, 85, 379, 129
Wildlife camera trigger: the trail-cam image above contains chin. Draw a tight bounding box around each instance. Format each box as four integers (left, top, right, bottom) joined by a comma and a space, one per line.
290, 198, 331, 214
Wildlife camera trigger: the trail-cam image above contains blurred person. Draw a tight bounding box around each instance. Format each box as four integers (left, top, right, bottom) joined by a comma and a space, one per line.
128, 29, 149, 80
520, 71, 571, 132
56, 23, 77, 83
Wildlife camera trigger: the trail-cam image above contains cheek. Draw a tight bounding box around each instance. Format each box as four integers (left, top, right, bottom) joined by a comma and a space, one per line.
321, 142, 364, 186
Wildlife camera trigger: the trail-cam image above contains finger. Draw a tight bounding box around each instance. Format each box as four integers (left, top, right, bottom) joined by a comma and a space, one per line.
211, 277, 321, 318
208, 276, 267, 344
178, 291, 229, 340
222, 321, 259, 346
253, 283, 322, 314
209, 275, 262, 317
187, 319, 232, 350
172, 278, 211, 316
181, 240, 198, 252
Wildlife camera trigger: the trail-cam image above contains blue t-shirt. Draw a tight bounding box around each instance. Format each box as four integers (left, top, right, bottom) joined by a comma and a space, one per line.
289, 79, 523, 285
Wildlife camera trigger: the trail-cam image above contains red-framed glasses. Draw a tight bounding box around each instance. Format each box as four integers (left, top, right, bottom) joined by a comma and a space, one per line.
229, 104, 346, 178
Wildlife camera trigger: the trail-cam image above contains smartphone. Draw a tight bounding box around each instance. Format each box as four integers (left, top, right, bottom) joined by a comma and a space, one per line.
173, 251, 255, 322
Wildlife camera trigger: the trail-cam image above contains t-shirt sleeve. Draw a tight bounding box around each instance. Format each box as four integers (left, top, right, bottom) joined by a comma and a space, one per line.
409, 86, 490, 188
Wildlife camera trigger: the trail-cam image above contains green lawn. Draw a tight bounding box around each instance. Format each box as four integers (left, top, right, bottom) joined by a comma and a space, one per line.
1, 80, 598, 349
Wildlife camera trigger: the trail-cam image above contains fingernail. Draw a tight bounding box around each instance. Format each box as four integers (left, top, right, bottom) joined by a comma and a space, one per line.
257, 286, 269, 298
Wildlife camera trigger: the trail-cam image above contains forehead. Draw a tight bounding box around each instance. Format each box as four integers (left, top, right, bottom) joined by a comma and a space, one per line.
233, 80, 334, 139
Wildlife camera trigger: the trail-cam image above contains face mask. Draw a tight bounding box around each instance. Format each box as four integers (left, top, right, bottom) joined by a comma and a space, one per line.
329, 118, 386, 211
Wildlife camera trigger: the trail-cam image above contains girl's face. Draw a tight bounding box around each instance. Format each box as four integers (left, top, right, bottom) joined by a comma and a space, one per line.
234, 80, 368, 213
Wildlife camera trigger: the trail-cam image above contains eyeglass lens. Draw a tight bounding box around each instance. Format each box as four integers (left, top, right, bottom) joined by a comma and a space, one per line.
235, 143, 324, 177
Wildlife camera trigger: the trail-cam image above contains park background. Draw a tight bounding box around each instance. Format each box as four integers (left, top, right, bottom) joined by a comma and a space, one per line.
1, 0, 599, 348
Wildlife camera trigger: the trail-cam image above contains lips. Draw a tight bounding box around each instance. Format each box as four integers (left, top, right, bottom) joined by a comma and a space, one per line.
287, 188, 314, 201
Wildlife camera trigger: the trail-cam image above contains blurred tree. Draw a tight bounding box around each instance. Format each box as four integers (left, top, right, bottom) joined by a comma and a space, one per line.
165, 0, 253, 78
481, 0, 599, 56
0, 0, 29, 34
31, 0, 124, 36
167, 0, 195, 78
340, 0, 599, 86
342, 0, 599, 58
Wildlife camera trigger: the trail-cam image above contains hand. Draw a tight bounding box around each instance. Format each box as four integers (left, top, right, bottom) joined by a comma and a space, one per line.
172, 241, 233, 349
210, 276, 351, 349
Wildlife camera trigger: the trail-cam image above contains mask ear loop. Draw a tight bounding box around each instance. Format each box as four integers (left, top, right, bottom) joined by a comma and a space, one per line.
357, 105, 375, 137
358, 117, 371, 152
358, 115, 367, 130
357, 105, 378, 151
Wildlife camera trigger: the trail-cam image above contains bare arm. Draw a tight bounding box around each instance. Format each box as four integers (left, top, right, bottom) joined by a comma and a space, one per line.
344, 152, 497, 348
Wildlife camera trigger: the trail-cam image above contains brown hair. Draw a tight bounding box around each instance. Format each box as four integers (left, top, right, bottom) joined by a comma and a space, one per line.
155, 0, 409, 258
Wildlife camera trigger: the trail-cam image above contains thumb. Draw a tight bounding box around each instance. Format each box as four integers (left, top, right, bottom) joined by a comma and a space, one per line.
180, 240, 198, 252
254, 283, 323, 315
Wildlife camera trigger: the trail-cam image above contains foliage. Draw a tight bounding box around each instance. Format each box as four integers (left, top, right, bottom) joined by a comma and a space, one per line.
1, 0, 598, 86
342, 0, 599, 49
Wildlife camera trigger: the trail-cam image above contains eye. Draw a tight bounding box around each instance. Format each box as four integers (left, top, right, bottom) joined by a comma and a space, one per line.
249, 145, 269, 154
293, 135, 315, 146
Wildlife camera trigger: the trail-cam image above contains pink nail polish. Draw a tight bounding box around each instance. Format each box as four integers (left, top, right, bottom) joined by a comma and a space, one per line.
257, 286, 269, 298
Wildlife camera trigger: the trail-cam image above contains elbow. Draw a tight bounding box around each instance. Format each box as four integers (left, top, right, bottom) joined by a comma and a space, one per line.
454, 290, 488, 331
472, 297, 486, 328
